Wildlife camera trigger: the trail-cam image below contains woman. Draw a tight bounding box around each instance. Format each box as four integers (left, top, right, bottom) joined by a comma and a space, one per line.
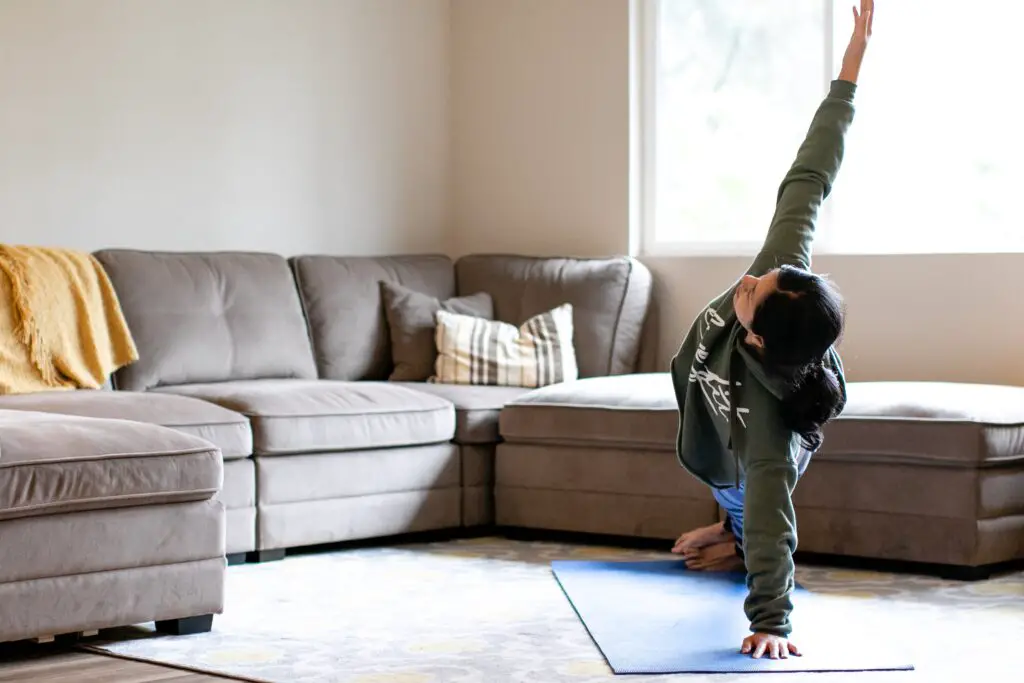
667, 0, 874, 662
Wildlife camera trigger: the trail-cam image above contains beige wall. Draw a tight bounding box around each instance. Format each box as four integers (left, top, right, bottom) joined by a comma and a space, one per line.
3, 1, 1018, 384
648, 254, 1021, 386
451, 0, 630, 257
0, 0, 450, 256
450, 0, 1022, 385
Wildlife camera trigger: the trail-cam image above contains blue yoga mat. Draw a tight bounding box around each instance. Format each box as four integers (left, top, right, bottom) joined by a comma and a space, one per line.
551, 559, 915, 674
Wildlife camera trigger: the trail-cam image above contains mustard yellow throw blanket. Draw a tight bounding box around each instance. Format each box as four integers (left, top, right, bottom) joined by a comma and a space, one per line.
0, 245, 138, 394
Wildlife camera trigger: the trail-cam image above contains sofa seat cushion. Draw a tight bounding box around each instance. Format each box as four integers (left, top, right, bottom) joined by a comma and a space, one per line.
157, 380, 455, 456
0, 410, 221, 522
498, 374, 677, 450
0, 390, 253, 459
820, 382, 1024, 466
393, 383, 532, 444
502, 375, 1024, 468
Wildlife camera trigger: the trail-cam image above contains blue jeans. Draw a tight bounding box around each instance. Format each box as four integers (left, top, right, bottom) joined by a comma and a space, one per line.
712, 448, 813, 549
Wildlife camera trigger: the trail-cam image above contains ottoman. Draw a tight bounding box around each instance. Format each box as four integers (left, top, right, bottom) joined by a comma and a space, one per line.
799, 381, 1024, 575
0, 410, 225, 643
497, 374, 1024, 577
495, 373, 718, 540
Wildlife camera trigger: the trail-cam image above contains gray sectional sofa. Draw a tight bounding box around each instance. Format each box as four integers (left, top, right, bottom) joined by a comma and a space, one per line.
0, 250, 656, 643
2, 248, 1022, 645
92, 250, 655, 561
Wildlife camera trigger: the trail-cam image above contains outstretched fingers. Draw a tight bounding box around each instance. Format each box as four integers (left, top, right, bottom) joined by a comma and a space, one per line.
740, 634, 802, 660
854, 0, 874, 37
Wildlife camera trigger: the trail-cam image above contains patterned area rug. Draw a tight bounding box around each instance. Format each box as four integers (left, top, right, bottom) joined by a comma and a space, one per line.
87, 537, 1024, 682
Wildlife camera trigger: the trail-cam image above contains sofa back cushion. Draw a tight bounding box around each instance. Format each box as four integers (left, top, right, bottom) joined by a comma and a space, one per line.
290, 254, 455, 381
454, 255, 652, 378
94, 250, 317, 391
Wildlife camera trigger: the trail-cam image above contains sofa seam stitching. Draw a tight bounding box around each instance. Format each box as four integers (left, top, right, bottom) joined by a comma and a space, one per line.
1, 488, 220, 516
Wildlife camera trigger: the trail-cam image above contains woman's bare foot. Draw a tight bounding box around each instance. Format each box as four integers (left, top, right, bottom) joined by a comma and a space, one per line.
671, 521, 733, 555
682, 540, 745, 572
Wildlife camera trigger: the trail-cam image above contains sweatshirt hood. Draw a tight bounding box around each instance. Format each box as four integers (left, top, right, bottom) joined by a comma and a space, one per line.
734, 337, 799, 401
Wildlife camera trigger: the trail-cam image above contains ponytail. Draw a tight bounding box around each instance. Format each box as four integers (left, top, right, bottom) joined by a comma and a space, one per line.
780, 361, 845, 451
750, 265, 847, 451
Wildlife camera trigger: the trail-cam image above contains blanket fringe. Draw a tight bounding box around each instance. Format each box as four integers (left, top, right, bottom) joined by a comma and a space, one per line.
0, 247, 61, 386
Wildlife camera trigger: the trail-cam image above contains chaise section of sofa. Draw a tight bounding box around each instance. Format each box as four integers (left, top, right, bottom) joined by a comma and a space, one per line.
798, 381, 1024, 573
0, 389, 256, 557
498, 370, 1024, 575
0, 409, 225, 643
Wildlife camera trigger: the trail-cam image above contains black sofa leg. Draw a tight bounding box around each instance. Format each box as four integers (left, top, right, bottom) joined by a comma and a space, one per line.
226, 552, 247, 566
155, 614, 214, 636
941, 564, 994, 582
247, 548, 286, 564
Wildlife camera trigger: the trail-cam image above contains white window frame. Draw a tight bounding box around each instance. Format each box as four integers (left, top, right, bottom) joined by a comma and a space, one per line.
632, 0, 1022, 258
634, 0, 840, 258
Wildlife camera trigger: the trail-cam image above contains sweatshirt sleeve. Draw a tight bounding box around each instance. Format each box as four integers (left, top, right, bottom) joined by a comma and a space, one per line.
741, 453, 800, 637
748, 79, 857, 275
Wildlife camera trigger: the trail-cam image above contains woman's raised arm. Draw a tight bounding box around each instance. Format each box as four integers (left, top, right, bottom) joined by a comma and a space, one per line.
746, 1, 873, 276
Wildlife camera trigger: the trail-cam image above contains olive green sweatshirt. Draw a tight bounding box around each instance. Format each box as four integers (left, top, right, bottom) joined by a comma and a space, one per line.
669, 79, 855, 637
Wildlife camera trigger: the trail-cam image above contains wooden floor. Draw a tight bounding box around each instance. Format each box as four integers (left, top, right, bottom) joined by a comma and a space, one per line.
0, 644, 234, 683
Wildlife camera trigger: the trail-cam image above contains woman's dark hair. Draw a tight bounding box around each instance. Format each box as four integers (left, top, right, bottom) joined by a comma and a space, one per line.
750, 265, 846, 451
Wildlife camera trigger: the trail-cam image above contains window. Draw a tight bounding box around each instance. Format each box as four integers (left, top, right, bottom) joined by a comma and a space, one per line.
638, 0, 1023, 256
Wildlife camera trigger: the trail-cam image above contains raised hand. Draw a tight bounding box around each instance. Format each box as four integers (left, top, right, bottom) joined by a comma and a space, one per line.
839, 0, 874, 83
851, 0, 874, 44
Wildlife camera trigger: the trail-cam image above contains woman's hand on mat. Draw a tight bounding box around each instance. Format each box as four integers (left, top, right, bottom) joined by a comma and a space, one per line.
839, 0, 874, 83
740, 633, 801, 659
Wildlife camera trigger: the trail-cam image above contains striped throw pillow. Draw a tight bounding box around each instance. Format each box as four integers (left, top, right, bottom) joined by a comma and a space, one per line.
431, 303, 578, 387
